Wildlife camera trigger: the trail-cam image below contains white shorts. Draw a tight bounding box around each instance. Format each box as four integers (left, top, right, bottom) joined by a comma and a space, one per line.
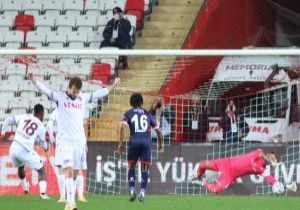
54, 141, 63, 167
61, 141, 87, 170
9, 141, 43, 170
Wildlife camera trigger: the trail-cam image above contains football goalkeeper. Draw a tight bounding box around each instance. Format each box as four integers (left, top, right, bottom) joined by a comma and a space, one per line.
192, 149, 297, 193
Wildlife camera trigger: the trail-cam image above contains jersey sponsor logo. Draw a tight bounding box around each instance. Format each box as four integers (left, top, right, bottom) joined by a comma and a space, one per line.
63, 102, 83, 109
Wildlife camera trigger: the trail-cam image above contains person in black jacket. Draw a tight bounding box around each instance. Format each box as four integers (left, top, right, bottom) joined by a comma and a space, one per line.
100, 7, 132, 69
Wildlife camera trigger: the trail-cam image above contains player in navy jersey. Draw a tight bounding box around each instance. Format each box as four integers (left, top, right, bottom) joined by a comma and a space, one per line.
117, 93, 163, 202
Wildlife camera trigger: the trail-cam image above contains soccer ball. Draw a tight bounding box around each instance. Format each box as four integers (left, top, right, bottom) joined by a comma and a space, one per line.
272, 182, 285, 194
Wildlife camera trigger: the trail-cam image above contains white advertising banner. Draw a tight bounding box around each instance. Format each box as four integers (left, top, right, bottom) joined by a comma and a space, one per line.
213, 56, 300, 82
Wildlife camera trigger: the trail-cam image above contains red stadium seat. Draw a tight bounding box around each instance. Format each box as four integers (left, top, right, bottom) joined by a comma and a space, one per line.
90, 63, 111, 85
125, 0, 145, 30
125, 0, 144, 11
126, 10, 143, 30
14, 15, 34, 34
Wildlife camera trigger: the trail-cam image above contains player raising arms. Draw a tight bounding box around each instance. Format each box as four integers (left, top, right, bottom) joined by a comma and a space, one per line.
117, 93, 164, 202
192, 149, 297, 193
1, 104, 49, 199
27, 73, 120, 210
47, 108, 87, 203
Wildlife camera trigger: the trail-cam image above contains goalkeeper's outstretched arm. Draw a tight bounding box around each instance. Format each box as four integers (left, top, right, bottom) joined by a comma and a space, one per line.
264, 175, 297, 192
263, 175, 276, 185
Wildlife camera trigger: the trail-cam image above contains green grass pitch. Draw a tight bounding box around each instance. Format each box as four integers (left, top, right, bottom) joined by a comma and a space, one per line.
0, 195, 299, 210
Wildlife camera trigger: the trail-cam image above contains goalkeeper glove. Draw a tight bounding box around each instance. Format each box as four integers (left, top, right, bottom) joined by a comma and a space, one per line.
285, 182, 297, 192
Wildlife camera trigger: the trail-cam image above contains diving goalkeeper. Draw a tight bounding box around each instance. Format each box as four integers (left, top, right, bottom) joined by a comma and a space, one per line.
192, 149, 297, 193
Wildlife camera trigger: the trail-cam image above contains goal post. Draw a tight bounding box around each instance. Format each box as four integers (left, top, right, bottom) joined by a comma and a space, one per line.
0, 49, 300, 196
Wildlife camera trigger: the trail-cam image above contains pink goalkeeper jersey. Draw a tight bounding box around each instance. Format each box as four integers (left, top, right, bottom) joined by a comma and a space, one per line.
230, 149, 266, 178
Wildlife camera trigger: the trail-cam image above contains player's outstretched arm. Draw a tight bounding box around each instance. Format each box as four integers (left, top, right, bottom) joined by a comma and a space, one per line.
264, 175, 277, 185
264, 174, 297, 192
26, 72, 37, 85
106, 77, 121, 92
85, 78, 121, 103
26, 72, 58, 101
156, 128, 164, 153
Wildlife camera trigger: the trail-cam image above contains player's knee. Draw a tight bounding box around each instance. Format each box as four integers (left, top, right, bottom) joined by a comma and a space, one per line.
214, 183, 226, 194
214, 185, 224, 193
37, 166, 45, 175
205, 182, 224, 194
63, 167, 73, 177
78, 170, 83, 176
18, 166, 25, 179
129, 163, 136, 170
141, 163, 150, 172
57, 167, 64, 175
205, 161, 214, 169
73, 169, 79, 179
198, 161, 208, 169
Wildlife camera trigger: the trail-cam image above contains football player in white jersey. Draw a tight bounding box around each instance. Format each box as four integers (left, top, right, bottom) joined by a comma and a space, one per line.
27, 73, 120, 210
1, 104, 50, 199
47, 108, 87, 203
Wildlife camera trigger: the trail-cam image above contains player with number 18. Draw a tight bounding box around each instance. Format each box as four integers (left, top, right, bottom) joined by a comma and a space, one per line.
1, 104, 49, 199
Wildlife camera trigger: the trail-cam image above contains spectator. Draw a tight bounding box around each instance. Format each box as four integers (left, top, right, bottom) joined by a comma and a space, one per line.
100, 7, 132, 69
220, 100, 239, 142
149, 97, 174, 142
183, 99, 208, 142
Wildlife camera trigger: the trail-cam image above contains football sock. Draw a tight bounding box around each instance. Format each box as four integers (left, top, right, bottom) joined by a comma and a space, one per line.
20, 178, 27, 191
128, 169, 135, 192
76, 175, 84, 197
66, 178, 75, 204
39, 180, 47, 194
58, 174, 66, 198
141, 171, 148, 192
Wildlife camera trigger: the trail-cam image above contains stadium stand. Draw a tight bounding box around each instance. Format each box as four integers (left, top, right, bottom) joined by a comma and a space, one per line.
0, 0, 204, 141
0, 0, 148, 128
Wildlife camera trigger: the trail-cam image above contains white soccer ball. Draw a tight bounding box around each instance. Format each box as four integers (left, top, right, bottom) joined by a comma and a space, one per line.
272, 182, 285, 194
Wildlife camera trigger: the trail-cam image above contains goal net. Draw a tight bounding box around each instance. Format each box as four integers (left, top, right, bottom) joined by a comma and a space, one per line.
0, 49, 299, 196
